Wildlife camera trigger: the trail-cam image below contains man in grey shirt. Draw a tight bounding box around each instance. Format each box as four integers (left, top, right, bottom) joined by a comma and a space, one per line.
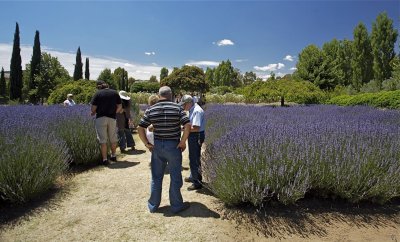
137, 86, 191, 214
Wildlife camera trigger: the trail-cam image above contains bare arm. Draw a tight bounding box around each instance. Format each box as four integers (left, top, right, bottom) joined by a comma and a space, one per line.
138, 126, 153, 152
190, 125, 200, 132
116, 104, 123, 114
177, 123, 191, 152
90, 105, 97, 116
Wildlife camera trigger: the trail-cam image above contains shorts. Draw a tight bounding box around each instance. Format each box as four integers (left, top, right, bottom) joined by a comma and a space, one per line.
95, 117, 118, 144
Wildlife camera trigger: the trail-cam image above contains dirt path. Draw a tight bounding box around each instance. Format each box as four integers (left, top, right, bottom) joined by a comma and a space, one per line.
1, 134, 399, 242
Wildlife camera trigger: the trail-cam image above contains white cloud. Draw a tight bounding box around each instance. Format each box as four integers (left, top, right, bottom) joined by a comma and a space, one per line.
185, 61, 220, 67
290, 67, 297, 71
145, 51, 156, 56
214, 39, 234, 46
284, 55, 295, 61
255, 71, 286, 80
0, 43, 162, 80
254, 63, 285, 72
235, 59, 248, 63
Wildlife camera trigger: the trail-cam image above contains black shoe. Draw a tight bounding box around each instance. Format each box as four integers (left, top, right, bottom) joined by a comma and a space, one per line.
100, 159, 110, 166
184, 177, 192, 183
120, 148, 126, 153
110, 156, 117, 162
172, 202, 190, 214
187, 184, 202, 191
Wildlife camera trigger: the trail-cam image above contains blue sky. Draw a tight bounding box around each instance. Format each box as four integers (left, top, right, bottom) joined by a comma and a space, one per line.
0, 0, 399, 80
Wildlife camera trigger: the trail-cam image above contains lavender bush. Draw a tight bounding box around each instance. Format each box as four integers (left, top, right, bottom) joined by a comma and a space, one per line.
202, 104, 400, 206
0, 105, 100, 203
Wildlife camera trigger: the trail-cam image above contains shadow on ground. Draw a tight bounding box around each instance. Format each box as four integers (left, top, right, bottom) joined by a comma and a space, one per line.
0, 183, 72, 229
108, 161, 140, 169
221, 197, 400, 239
122, 149, 146, 155
155, 202, 220, 218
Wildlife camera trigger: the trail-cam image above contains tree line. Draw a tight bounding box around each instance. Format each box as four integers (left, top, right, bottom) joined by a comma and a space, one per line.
294, 12, 399, 91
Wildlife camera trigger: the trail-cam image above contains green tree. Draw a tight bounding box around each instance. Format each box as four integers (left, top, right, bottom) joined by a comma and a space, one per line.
268, 71, 276, 81
243, 71, 257, 85
213, 60, 240, 87
9, 22, 23, 101
30, 31, 41, 92
98, 68, 117, 89
352, 23, 373, 91
205, 67, 215, 86
85, 57, 90, 80
338, 39, 353, 87
296, 45, 326, 88
371, 12, 398, 88
0, 67, 5, 97
130, 81, 160, 93
161, 65, 208, 93
35, 53, 70, 102
160, 67, 169, 81
113, 67, 128, 91
73, 47, 83, 81
149, 75, 158, 83
321, 39, 342, 88
128, 77, 135, 88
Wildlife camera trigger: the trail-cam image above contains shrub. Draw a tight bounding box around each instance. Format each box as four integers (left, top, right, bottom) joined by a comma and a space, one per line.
130, 81, 160, 93
327, 90, 400, 109
206, 93, 245, 104
210, 86, 234, 95
53, 108, 101, 165
0, 105, 102, 203
203, 104, 400, 206
0, 107, 71, 203
130, 92, 152, 104
47, 80, 97, 105
241, 79, 326, 104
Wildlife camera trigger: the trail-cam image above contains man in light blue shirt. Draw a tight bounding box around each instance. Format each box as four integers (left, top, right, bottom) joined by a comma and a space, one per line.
180, 94, 205, 190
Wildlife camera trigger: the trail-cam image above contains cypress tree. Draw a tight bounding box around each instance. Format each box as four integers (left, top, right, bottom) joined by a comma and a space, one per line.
73, 47, 83, 81
0, 67, 6, 97
85, 57, 90, 80
30, 30, 41, 90
371, 12, 398, 88
9, 22, 23, 101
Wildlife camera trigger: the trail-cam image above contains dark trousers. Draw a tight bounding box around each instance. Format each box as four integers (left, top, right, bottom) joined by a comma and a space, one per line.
188, 131, 205, 186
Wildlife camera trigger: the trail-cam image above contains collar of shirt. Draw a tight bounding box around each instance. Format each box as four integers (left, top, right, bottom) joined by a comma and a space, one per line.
189, 104, 195, 114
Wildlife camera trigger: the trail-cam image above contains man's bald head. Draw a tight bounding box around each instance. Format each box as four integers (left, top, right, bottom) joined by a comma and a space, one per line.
158, 86, 172, 101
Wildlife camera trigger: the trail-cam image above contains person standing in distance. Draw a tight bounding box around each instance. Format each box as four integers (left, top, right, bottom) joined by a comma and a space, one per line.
91, 80, 122, 165
63, 93, 76, 106
180, 94, 206, 190
137, 86, 191, 214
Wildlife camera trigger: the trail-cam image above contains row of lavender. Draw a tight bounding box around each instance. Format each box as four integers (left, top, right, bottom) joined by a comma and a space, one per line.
202, 105, 400, 206
0, 105, 101, 203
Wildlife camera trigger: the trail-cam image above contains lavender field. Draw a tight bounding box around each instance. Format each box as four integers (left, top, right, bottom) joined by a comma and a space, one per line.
0, 105, 100, 203
202, 104, 400, 206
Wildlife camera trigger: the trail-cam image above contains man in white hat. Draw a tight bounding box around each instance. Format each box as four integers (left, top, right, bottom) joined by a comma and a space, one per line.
63, 93, 76, 106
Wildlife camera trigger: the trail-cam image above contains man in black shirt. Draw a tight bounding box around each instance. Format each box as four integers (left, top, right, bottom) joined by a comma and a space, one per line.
91, 80, 122, 165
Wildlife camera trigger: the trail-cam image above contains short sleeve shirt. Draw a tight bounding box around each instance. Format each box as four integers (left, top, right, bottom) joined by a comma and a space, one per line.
91, 89, 122, 119
189, 103, 205, 132
139, 100, 190, 140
